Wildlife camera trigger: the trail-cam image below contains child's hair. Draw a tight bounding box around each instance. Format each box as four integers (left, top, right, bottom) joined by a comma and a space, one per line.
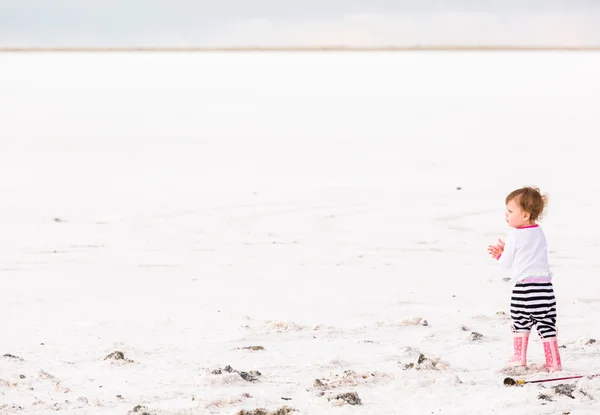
505, 186, 548, 222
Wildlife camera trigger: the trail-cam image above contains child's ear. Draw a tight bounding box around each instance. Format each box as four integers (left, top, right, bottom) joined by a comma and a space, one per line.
523, 211, 531, 221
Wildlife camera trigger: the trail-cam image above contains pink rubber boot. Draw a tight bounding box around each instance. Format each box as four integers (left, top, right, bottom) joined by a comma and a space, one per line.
507, 332, 529, 367
543, 337, 563, 372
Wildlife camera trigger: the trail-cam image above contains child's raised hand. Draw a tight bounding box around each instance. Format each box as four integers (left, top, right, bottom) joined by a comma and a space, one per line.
487, 238, 505, 260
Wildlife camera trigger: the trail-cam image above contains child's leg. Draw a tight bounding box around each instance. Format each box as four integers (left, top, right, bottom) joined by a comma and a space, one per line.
533, 284, 561, 371
507, 331, 530, 366
536, 316, 557, 339
508, 283, 535, 366
510, 282, 536, 333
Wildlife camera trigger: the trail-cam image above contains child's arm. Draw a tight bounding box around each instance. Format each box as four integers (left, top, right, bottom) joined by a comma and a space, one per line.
497, 231, 516, 269
488, 239, 504, 259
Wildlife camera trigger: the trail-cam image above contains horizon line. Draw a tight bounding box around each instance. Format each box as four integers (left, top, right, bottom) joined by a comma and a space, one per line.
2, 45, 600, 52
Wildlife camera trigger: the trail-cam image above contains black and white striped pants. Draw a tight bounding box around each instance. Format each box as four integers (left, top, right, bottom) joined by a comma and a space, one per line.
510, 279, 557, 339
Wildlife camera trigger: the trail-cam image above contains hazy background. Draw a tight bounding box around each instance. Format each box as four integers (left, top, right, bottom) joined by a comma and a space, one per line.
1, 0, 599, 46
1, 52, 600, 415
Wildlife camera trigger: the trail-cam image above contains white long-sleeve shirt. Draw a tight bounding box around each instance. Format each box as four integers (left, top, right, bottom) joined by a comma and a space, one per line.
498, 225, 553, 285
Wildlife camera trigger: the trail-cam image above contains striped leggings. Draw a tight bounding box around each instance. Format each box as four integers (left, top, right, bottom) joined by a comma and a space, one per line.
510, 279, 558, 339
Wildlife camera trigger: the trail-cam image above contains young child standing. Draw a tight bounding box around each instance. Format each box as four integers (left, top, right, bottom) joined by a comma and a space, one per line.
488, 187, 562, 372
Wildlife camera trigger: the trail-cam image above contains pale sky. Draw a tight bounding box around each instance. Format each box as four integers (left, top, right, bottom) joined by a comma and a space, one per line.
1, 0, 599, 46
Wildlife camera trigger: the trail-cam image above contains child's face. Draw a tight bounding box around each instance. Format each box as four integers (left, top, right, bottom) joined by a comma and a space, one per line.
505, 198, 531, 228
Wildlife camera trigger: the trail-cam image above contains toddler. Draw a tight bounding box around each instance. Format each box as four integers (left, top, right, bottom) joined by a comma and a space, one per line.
488, 186, 562, 372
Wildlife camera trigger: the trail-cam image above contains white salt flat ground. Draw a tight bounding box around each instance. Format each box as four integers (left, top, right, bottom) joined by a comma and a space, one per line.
1, 52, 600, 414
